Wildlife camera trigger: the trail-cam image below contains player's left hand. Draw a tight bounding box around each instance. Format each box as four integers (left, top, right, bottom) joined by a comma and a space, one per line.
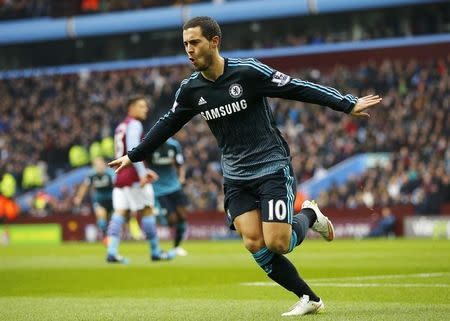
108, 155, 132, 173
350, 94, 382, 118
140, 169, 159, 186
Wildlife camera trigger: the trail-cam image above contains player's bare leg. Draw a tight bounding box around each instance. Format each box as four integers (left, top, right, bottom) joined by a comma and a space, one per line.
234, 210, 265, 253
94, 205, 108, 240
262, 221, 291, 253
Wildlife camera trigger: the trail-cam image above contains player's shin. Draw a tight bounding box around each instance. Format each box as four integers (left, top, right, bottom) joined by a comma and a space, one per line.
106, 213, 125, 256
287, 208, 317, 253
141, 215, 161, 257
174, 220, 187, 248
252, 247, 319, 301
97, 217, 107, 235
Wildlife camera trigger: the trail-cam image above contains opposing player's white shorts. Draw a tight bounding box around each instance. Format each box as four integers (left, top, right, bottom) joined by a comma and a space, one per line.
112, 183, 155, 212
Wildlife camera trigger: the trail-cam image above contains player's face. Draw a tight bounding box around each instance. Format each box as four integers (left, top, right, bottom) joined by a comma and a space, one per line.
93, 158, 106, 173
183, 26, 215, 72
131, 99, 149, 121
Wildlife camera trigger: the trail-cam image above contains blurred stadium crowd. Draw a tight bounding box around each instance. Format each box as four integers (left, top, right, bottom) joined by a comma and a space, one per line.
1, 55, 448, 214
0, 0, 213, 20
2, 2, 447, 70
221, 6, 445, 51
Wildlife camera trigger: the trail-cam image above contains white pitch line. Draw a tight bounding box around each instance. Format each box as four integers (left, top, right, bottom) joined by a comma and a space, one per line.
241, 272, 450, 288
241, 282, 278, 287
240, 282, 449, 288
308, 272, 450, 282
312, 283, 450, 288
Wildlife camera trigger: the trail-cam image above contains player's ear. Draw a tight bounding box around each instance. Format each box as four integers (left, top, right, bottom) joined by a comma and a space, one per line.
211, 35, 220, 49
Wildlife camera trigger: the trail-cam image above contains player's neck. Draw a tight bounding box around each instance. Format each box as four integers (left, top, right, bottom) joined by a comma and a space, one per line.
201, 55, 224, 82
128, 114, 140, 121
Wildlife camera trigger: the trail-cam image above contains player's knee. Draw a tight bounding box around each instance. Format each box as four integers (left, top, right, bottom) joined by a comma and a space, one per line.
175, 207, 187, 219
243, 236, 265, 253
95, 208, 107, 219
265, 238, 289, 254
166, 213, 177, 226
141, 205, 156, 216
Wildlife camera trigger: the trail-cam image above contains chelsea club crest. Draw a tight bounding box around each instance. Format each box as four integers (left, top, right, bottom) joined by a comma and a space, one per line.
229, 83, 243, 98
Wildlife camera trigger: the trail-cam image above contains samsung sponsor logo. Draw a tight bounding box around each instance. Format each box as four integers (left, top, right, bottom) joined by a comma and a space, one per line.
201, 99, 247, 121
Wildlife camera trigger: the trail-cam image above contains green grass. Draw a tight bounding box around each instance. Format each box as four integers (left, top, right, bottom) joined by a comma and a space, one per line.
1, 239, 449, 321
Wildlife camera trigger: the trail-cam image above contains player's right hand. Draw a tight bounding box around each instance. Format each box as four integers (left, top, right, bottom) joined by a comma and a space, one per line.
108, 155, 132, 173
350, 94, 382, 118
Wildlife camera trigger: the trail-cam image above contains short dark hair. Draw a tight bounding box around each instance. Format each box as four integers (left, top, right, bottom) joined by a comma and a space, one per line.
127, 95, 146, 109
183, 16, 222, 41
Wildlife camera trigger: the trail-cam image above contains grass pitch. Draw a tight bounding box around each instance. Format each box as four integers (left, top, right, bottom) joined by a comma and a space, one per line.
1, 239, 449, 321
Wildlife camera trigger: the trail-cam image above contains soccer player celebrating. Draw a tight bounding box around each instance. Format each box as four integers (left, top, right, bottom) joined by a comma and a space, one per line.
107, 96, 175, 263
146, 138, 190, 256
109, 17, 381, 315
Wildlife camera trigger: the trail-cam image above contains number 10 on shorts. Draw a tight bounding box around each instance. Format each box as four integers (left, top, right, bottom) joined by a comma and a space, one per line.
268, 199, 287, 221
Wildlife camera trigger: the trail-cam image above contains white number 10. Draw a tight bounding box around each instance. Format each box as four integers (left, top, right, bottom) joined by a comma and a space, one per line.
268, 199, 287, 221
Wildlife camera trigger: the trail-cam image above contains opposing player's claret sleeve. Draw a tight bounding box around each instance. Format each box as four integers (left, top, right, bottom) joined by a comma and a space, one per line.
128, 86, 197, 163
251, 59, 357, 113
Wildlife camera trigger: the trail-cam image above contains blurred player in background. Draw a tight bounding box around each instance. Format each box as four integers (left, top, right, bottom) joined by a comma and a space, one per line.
74, 157, 114, 240
109, 17, 381, 314
107, 96, 175, 263
147, 138, 189, 256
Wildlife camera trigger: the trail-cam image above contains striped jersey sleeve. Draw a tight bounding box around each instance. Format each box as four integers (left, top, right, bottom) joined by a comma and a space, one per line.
248, 58, 357, 113
84, 170, 95, 185
128, 74, 200, 162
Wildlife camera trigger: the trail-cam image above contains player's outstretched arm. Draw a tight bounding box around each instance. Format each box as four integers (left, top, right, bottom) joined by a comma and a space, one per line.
108, 155, 132, 173
350, 94, 382, 118
73, 182, 89, 206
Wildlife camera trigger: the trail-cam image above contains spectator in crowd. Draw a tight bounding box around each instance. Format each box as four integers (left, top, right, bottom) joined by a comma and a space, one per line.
366, 207, 396, 238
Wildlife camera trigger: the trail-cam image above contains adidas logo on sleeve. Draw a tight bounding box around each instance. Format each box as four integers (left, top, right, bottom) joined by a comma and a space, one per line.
198, 97, 207, 105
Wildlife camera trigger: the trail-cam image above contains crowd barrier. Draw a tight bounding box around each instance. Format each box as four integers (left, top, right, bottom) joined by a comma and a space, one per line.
3, 204, 449, 243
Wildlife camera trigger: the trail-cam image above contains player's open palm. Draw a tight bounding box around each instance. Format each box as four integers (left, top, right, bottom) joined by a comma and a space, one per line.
351, 94, 382, 118
108, 155, 132, 173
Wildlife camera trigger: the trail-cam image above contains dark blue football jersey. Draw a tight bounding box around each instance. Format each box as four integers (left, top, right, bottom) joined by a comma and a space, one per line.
146, 138, 183, 197
85, 168, 114, 202
129, 58, 357, 180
